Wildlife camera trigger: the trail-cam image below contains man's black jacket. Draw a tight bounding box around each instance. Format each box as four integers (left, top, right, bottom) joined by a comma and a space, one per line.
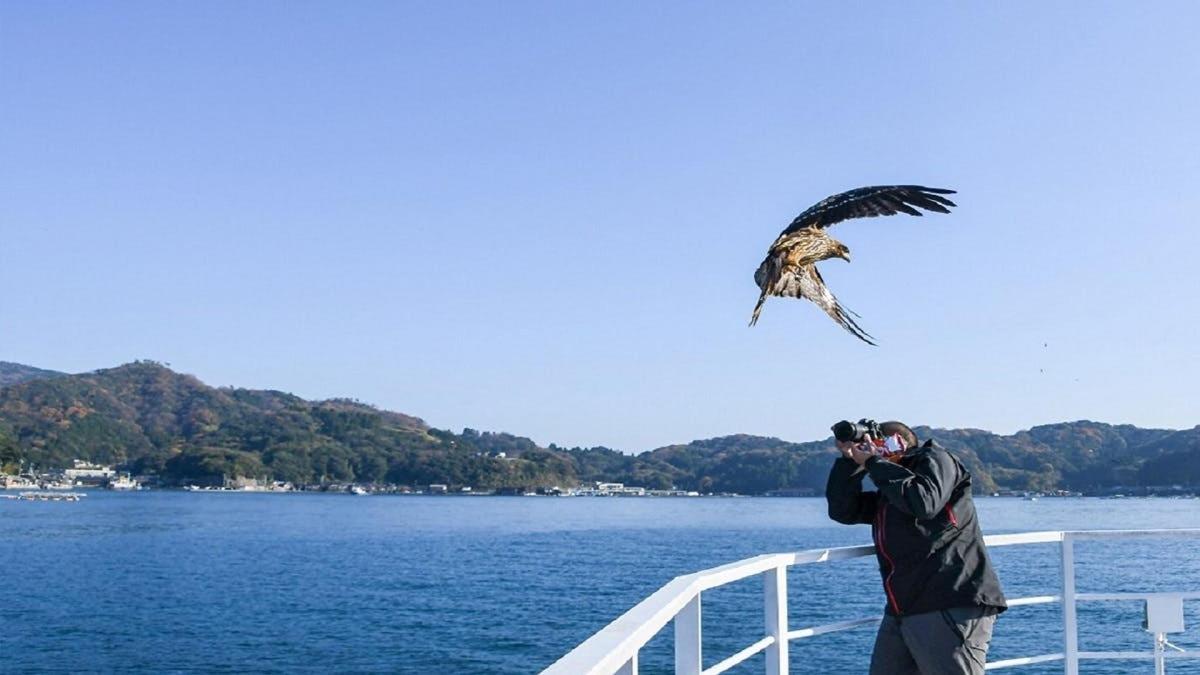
825, 440, 1007, 617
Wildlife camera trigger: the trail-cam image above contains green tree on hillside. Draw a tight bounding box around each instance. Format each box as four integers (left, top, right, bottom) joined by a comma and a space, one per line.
0, 428, 20, 474
163, 448, 267, 484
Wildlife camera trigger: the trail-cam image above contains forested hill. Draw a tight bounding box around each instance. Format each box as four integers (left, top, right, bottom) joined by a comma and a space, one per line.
0, 361, 573, 487
0, 360, 1197, 492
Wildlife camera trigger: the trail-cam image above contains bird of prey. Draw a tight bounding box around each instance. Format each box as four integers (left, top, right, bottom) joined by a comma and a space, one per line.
749, 185, 957, 344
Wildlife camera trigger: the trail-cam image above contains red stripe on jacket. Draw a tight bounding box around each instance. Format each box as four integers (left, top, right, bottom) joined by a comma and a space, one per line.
875, 505, 901, 614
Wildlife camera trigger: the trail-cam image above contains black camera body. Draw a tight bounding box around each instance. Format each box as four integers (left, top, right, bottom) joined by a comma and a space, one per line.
831, 418, 882, 443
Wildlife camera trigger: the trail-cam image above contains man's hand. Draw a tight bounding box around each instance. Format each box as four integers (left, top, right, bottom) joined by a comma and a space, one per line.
837, 440, 876, 466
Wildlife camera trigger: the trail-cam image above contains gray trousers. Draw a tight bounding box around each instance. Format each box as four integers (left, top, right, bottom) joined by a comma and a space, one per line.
868, 606, 996, 675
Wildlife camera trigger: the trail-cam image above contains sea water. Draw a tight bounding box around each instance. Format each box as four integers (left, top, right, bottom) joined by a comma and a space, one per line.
2, 493, 1199, 674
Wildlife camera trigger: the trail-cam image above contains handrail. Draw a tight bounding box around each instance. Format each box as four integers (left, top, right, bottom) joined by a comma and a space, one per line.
542, 528, 1200, 675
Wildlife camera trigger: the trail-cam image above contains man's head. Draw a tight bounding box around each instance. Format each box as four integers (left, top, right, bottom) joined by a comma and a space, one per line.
879, 421, 918, 448
878, 421, 918, 461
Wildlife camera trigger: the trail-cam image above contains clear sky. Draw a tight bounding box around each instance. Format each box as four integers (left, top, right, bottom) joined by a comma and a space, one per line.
3, 2, 1198, 451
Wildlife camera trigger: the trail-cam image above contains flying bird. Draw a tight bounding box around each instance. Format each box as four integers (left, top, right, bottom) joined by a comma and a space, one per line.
749, 185, 957, 344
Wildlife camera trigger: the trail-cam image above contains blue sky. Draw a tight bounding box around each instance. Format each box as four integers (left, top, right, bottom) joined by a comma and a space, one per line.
3, 2, 1197, 451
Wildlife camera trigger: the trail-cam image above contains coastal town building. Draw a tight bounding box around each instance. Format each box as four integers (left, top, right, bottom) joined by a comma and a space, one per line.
572, 482, 647, 497
64, 460, 116, 484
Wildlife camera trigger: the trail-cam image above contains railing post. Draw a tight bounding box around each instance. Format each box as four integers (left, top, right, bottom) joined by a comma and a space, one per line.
617, 652, 638, 675
1061, 534, 1078, 675
675, 593, 702, 675
764, 565, 789, 675
1154, 632, 1166, 675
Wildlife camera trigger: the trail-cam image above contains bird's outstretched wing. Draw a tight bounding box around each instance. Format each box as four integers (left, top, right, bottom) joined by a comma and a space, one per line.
751, 264, 875, 345
781, 185, 956, 236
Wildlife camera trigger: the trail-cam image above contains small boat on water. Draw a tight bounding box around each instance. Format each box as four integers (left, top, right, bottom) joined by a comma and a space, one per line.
107, 474, 141, 490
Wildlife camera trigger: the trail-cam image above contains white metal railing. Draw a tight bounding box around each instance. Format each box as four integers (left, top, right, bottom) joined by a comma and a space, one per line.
542, 529, 1200, 675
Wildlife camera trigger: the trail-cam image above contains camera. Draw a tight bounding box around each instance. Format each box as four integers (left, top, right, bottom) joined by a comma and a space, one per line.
831, 418, 882, 443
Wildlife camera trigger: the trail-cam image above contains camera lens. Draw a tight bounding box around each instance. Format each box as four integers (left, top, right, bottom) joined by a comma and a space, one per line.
831, 420, 858, 443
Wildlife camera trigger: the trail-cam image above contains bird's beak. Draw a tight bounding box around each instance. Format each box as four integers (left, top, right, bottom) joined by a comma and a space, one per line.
840, 252, 851, 262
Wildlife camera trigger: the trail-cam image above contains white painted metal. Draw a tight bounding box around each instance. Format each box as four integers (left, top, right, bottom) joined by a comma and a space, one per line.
1075, 651, 1200, 660
1004, 595, 1060, 607
1068, 529, 1200, 541
984, 653, 1064, 670
763, 566, 788, 675
786, 544, 876, 565
1076, 591, 1200, 601
702, 637, 774, 675
675, 594, 701, 675
694, 553, 794, 592
544, 575, 697, 675
541, 529, 1200, 675
1145, 595, 1186, 633
786, 616, 879, 640
1061, 534, 1079, 675
982, 530, 1064, 546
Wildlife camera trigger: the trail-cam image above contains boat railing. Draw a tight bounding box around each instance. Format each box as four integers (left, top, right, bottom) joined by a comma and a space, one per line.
542, 529, 1200, 675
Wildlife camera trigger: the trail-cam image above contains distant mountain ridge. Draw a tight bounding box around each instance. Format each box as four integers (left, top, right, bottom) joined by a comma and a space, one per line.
0, 360, 1197, 492
0, 361, 65, 387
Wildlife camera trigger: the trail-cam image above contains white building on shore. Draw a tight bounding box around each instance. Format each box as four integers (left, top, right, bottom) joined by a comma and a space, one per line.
64, 460, 116, 484
573, 482, 647, 497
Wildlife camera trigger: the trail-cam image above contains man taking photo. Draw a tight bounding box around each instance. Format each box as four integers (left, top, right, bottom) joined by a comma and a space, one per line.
825, 420, 1006, 675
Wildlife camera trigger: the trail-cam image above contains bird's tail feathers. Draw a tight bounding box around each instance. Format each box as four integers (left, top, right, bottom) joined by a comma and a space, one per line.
749, 292, 768, 327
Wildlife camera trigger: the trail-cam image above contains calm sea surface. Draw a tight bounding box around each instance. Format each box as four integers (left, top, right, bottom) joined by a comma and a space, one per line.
2, 493, 1199, 674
